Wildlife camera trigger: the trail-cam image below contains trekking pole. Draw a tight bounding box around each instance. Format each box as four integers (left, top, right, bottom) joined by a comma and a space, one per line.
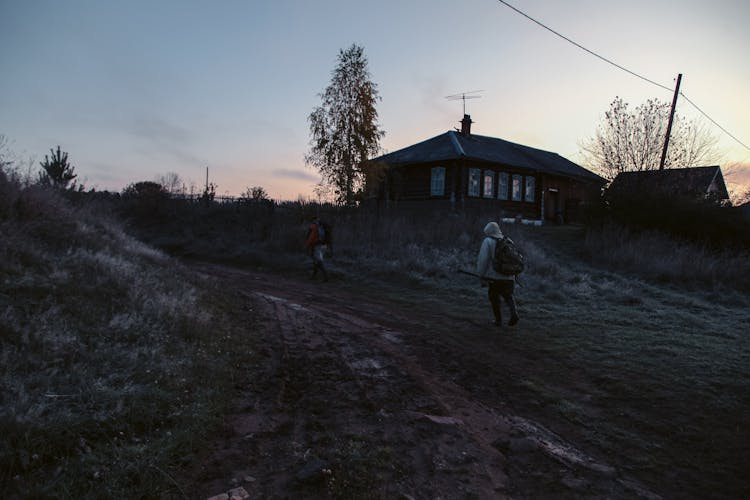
457, 269, 482, 279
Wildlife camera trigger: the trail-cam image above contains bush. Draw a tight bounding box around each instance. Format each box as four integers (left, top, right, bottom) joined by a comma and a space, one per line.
583, 223, 750, 290
604, 193, 750, 250
120, 181, 171, 221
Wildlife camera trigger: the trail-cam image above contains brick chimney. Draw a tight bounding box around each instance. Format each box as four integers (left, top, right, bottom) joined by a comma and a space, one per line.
460, 114, 473, 136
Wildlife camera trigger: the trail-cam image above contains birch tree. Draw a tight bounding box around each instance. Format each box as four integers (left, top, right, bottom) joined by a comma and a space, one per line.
306, 44, 385, 206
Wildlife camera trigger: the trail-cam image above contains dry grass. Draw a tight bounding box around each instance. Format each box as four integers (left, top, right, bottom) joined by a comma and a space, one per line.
582, 223, 750, 290
0, 176, 256, 497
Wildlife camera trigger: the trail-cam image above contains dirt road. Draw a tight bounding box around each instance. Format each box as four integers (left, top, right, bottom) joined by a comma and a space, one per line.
186, 263, 660, 499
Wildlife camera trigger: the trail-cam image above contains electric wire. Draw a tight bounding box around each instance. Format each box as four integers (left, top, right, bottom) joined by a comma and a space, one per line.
679, 93, 750, 151
496, 0, 750, 153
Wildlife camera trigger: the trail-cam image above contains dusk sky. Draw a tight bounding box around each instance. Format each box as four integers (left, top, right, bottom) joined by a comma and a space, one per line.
2, 0, 749, 200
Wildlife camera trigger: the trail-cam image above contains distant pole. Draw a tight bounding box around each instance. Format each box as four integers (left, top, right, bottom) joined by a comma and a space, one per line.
659, 73, 682, 170
205, 166, 209, 191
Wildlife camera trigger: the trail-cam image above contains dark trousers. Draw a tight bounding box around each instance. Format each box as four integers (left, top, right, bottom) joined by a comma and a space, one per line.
310, 245, 328, 281
311, 260, 328, 281
488, 279, 518, 323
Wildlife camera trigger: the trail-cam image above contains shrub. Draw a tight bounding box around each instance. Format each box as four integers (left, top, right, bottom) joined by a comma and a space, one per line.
604, 192, 750, 250
583, 223, 750, 290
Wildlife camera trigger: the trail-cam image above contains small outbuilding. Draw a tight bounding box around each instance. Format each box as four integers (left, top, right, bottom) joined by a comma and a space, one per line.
369, 114, 606, 224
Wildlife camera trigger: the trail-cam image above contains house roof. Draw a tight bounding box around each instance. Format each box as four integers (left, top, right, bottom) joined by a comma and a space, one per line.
607, 166, 729, 200
373, 130, 606, 184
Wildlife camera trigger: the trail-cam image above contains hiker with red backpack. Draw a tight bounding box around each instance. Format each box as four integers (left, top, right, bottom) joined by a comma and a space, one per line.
476, 221, 521, 327
304, 216, 331, 282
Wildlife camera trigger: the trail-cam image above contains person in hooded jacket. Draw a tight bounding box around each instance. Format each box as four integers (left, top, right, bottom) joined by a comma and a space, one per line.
476, 221, 519, 327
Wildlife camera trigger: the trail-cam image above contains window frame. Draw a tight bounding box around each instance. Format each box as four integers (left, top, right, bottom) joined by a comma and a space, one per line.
511, 174, 523, 201
524, 175, 536, 202
497, 172, 509, 200
483, 170, 495, 198
468, 168, 481, 197
430, 166, 446, 196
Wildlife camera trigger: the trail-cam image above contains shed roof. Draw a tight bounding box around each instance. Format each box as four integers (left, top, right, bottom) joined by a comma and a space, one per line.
373, 130, 605, 184
607, 166, 729, 200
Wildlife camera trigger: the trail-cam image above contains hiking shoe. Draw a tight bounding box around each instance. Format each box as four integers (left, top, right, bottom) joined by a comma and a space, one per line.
508, 315, 519, 326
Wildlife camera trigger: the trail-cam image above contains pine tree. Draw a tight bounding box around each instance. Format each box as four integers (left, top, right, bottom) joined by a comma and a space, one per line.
38, 145, 79, 190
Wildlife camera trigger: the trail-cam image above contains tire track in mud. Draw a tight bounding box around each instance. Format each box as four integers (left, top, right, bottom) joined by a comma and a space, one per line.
255, 290, 508, 498
252, 288, 659, 499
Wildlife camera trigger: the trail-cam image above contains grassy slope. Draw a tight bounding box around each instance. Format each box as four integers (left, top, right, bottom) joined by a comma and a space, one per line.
0, 185, 258, 498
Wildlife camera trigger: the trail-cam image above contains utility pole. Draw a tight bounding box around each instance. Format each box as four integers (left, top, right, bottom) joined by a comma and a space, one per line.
659, 73, 682, 170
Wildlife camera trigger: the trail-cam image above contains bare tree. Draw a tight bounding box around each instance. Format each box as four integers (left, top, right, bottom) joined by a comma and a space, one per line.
580, 97, 722, 181
306, 44, 385, 206
724, 162, 750, 205
0, 134, 13, 171
156, 172, 183, 196
735, 187, 750, 206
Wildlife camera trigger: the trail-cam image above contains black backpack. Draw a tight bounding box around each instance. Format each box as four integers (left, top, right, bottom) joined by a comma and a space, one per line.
492, 237, 525, 275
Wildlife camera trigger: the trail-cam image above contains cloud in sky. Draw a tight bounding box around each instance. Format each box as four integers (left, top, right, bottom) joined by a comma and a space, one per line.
122, 114, 202, 162
273, 168, 319, 182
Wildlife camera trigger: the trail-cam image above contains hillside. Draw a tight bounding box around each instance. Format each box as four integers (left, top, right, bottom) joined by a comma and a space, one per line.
0, 178, 257, 497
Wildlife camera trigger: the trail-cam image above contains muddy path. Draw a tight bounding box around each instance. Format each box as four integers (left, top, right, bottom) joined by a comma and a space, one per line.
185, 263, 660, 499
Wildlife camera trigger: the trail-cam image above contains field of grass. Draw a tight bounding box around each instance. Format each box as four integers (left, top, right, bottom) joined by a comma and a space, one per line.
3, 174, 749, 497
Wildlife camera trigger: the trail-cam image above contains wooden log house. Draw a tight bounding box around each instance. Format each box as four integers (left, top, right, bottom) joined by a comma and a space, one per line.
369, 115, 606, 224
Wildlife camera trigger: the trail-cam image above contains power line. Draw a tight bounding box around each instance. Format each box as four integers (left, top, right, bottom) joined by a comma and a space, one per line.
496, 0, 750, 153
495, 0, 673, 92
679, 93, 750, 151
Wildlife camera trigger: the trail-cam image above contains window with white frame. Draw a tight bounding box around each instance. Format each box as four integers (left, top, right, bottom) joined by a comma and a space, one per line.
468, 168, 480, 197
430, 166, 445, 196
483, 170, 495, 198
497, 172, 509, 200
512, 174, 523, 201
525, 176, 535, 202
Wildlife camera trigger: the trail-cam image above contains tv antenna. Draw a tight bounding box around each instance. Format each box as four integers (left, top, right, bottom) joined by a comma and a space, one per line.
446, 90, 483, 115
